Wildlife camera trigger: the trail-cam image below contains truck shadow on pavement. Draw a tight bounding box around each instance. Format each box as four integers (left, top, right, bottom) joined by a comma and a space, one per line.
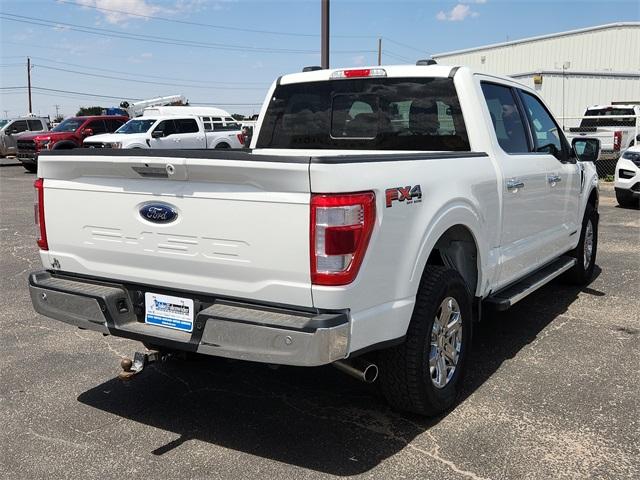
77, 270, 602, 475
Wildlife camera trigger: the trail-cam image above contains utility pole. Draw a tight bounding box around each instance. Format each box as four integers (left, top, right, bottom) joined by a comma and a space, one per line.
377, 38, 382, 66
321, 0, 329, 69
27, 57, 32, 114
3, 110, 8, 118
54, 104, 60, 119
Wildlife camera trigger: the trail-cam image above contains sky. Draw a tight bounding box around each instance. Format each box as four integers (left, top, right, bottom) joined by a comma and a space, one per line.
0, 0, 638, 118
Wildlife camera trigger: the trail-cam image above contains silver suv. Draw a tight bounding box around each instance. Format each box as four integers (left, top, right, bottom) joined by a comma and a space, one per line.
0, 116, 50, 157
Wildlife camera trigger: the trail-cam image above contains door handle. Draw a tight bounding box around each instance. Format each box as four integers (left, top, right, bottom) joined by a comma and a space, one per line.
506, 179, 525, 191
548, 174, 562, 185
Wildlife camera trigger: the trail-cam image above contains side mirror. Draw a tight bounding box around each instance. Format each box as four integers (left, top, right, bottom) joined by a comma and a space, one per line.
82, 128, 94, 137
572, 137, 600, 162
151, 130, 165, 138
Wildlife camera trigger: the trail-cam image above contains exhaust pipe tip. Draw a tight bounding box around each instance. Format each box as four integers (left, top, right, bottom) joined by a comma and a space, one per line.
361, 363, 379, 383
333, 358, 378, 383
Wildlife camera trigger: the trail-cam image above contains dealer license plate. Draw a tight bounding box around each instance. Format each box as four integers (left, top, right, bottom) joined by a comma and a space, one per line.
144, 292, 194, 332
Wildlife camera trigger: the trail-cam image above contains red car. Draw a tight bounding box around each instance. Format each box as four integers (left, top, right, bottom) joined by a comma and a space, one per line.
17, 115, 128, 172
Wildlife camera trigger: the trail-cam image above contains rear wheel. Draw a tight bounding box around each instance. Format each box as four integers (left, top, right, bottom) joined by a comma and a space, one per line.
566, 203, 598, 284
215, 142, 230, 149
377, 266, 472, 416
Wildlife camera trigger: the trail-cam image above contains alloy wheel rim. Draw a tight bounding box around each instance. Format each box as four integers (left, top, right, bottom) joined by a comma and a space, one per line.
584, 220, 594, 270
429, 297, 463, 389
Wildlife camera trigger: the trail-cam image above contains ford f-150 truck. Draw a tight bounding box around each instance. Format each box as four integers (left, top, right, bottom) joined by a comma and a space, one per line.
83, 112, 244, 150
565, 104, 640, 160
17, 115, 128, 172
28, 64, 601, 416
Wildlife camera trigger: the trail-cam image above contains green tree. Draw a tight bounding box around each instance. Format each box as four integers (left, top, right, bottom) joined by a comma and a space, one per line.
76, 106, 103, 116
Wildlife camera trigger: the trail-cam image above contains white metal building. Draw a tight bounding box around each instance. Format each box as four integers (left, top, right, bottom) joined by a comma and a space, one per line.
432, 23, 640, 122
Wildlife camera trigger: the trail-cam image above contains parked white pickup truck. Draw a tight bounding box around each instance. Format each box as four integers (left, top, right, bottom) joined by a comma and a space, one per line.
565, 104, 640, 160
83, 109, 244, 150
29, 64, 601, 416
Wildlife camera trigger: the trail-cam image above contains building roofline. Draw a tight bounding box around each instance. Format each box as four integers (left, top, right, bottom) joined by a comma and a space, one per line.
433, 22, 640, 58
510, 70, 640, 79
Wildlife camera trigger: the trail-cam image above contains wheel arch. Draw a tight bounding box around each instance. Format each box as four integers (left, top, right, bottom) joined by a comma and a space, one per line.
410, 205, 485, 298
51, 140, 78, 150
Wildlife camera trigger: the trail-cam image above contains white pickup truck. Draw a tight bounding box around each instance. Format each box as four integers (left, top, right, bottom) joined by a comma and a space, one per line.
28, 64, 601, 416
83, 109, 244, 150
565, 104, 640, 160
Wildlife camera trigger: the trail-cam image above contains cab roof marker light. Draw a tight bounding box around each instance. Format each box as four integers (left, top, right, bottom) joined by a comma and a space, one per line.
330, 68, 387, 79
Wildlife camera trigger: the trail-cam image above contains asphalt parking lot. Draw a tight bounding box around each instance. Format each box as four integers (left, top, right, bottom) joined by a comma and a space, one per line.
1, 162, 638, 480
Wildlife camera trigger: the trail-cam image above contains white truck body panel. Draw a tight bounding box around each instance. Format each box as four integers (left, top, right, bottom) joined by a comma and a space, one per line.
38, 154, 313, 307
32, 64, 599, 364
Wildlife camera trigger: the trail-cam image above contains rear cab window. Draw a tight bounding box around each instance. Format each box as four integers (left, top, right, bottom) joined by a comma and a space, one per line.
256, 77, 470, 151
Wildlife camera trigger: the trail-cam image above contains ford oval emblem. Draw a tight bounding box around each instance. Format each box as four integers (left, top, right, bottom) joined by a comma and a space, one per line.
139, 203, 178, 224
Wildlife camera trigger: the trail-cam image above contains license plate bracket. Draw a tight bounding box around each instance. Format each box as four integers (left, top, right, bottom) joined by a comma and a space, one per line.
144, 292, 194, 333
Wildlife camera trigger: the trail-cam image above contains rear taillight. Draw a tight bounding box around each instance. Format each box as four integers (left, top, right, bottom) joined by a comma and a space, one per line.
34, 178, 48, 250
614, 131, 622, 151
310, 192, 375, 286
237, 133, 245, 145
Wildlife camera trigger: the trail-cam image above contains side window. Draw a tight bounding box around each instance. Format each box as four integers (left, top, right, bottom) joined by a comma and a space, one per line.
202, 117, 213, 131
11, 120, 28, 133
480, 83, 530, 154
87, 120, 107, 134
155, 120, 176, 136
28, 120, 43, 131
175, 118, 199, 134
519, 91, 565, 161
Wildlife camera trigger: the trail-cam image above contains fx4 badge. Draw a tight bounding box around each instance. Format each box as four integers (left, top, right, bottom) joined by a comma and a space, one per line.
385, 185, 422, 208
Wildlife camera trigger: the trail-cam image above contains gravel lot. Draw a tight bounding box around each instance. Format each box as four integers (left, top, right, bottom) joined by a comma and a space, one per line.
1, 163, 638, 480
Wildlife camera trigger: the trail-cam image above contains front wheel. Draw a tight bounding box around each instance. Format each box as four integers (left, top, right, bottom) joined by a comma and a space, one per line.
566, 203, 598, 284
377, 266, 472, 416
616, 189, 638, 209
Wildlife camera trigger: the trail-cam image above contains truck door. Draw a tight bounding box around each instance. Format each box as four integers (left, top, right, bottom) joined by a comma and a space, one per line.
517, 89, 581, 255
481, 82, 560, 289
149, 119, 178, 148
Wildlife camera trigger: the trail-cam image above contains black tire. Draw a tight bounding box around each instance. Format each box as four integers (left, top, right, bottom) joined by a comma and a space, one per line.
23, 164, 37, 173
215, 142, 230, 149
615, 189, 638, 209
377, 266, 472, 416
566, 203, 598, 284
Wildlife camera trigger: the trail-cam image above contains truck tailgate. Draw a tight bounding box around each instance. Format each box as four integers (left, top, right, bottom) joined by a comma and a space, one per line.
38, 151, 313, 307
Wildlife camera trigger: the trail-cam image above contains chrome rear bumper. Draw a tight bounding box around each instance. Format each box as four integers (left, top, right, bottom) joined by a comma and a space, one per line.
29, 271, 350, 366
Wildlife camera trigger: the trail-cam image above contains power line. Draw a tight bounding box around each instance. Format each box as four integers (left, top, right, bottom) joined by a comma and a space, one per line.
383, 50, 414, 63
56, 0, 375, 39
32, 64, 267, 90
1, 86, 141, 101
28, 57, 268, 86
1, 86, 263, 106
383, 37, 429, 55
0, 13, 376, 55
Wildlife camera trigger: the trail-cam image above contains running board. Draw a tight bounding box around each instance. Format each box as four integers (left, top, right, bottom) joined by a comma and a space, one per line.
486, 256, 576, 311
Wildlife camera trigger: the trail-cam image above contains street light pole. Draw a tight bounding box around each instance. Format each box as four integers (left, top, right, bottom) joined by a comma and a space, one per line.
321, 0, 329, 69
378, 38, 382, 66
